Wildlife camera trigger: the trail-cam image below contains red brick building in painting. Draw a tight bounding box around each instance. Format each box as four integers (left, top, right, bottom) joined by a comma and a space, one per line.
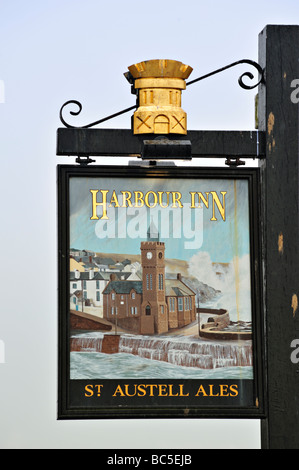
103, 227, 196, 335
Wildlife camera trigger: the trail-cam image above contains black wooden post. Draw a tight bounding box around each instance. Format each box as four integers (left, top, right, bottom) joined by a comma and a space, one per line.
259, 25, 299, 449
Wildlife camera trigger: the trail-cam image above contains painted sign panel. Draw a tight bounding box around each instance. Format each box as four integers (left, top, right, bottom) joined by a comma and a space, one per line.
58, 165, 264, 418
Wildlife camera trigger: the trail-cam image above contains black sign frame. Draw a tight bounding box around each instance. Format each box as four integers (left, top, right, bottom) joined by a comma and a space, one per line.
57, 163, 265, 420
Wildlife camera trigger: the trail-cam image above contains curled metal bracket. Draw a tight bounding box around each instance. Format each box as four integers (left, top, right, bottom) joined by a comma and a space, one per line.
186, 59, 265, 90
59, 100, 137, 129
59, 59, 264, 129
225, 157, 246, 167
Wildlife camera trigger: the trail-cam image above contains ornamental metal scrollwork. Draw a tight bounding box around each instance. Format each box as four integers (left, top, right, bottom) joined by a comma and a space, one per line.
186, 59, 265, 90
59, 100, 137, 129
59, 59, 265, 129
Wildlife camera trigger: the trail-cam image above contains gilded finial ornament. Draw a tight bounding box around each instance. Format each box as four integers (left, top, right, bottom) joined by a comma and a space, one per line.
59, 59, 263, 131
127, 59, 193, 135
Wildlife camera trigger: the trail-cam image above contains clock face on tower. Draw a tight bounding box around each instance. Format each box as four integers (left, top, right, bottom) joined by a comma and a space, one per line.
146, 252, 153, 259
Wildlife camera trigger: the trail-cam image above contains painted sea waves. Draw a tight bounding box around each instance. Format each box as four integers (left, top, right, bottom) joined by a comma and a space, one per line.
70, 332, 253, 380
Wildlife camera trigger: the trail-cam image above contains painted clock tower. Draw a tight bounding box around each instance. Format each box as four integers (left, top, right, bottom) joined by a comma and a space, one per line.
140, 222, 168, 335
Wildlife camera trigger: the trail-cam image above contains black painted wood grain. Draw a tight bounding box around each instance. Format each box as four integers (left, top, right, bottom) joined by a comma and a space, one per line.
56, 128, 265, 158
259, 25, 299, 449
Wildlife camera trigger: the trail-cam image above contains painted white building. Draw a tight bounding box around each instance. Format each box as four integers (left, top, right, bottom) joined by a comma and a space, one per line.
70, 270, 109, 313
69, 270, 133, 316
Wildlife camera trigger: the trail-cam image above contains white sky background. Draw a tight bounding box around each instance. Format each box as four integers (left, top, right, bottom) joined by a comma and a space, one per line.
0, 0, 299, 450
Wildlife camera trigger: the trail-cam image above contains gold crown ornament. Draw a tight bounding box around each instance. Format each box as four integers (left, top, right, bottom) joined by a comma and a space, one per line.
127, 59, 193, 135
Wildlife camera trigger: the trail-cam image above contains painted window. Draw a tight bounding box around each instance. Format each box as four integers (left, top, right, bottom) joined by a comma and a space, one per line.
146, 274, 153, 290
169, 297, 175, 312
159, 274, 164, 290
131, 307, 138, 315
178, 298, 183, 311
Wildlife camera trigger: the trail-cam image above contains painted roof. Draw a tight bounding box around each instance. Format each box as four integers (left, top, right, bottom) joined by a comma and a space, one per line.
103, 278, 195, 297
70, 271, 106, 281
103, 280, 143, 295
70, 258, 85, 272
165, 279, 196, 297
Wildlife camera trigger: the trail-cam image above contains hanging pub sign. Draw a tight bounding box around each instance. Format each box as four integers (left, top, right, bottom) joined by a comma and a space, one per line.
57, 58, 265, 419
57, 163, 264, 419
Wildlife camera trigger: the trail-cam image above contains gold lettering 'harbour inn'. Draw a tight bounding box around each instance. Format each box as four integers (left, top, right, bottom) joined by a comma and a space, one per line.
90, 189, 227, 221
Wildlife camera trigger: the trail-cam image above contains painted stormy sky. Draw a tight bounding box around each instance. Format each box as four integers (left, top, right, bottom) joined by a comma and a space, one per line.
69, 174, 251, 264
